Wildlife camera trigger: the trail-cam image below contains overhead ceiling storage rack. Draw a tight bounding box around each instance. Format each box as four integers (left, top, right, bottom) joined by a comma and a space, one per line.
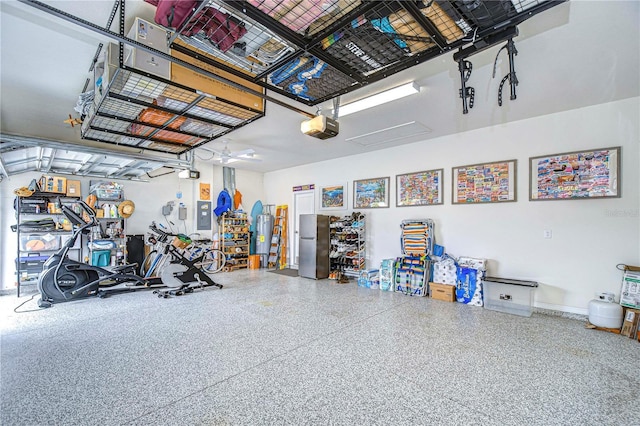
162, 0, 566, 106
19, 0, 566, 159
81, 37, 266, 156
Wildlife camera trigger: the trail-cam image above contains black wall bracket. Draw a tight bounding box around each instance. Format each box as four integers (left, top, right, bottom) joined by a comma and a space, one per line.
457, 59, 475, 115
493, 39, 518, 106
454, 26, 519, 114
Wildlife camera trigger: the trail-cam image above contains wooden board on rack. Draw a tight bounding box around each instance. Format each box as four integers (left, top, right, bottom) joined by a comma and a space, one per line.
171, 39, 265, 112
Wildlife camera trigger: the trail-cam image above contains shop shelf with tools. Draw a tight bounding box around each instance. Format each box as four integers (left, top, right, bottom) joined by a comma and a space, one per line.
12, 187, 83, 297
219, 212, 249, 271
147, 0, 564, 106
85, 181, 132, 268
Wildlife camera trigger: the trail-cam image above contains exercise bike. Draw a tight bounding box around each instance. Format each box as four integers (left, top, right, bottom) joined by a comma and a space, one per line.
144, 223, 223, 298
37, 200, 148, 308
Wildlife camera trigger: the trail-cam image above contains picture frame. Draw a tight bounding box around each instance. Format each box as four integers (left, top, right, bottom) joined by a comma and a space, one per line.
452, 159, 517, 204
396, 169, 443, 207
354, 177, 390, 209
320, 184, 347, 210
529, 146, 620, 201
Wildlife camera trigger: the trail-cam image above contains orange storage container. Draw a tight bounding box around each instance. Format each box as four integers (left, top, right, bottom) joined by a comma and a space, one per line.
248, 254, 260, 269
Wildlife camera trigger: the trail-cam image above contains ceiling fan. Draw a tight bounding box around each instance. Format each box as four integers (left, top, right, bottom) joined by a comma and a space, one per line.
202, 140, 262, 165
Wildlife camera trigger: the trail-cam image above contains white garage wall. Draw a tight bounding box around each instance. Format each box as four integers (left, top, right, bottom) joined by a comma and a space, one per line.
264, 98, 640, 314
0, 164, 264, 291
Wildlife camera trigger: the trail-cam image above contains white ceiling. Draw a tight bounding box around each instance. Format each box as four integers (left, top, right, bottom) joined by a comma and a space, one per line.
1, 0, 639, 176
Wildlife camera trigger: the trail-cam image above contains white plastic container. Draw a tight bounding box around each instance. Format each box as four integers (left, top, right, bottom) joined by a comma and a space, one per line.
588, 299, 623, 329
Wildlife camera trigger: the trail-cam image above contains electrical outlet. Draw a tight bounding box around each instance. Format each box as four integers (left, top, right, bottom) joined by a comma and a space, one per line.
543, 229, 552, 239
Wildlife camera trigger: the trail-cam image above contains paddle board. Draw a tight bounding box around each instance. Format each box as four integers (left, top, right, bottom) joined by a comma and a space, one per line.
249, 200, 263, 254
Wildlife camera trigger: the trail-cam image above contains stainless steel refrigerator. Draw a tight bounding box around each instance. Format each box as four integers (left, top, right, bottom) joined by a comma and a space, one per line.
298, 214, 330, 279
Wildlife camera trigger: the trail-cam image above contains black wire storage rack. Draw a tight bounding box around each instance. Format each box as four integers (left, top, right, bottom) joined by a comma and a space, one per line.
73, 0, 566, 155
165, 0, 565, 106
81, 41, 264, 156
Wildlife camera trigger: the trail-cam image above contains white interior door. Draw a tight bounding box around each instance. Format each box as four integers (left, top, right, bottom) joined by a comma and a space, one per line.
292, 190, 315, 267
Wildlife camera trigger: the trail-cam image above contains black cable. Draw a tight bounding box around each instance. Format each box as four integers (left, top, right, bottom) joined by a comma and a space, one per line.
492, 44, 507, 78
13, 293, 45, 313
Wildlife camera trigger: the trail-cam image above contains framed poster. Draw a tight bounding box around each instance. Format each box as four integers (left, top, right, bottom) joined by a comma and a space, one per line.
320, 184, 347, 209
354, 177, 390, 208
396, 169, 443, 207
199, 183, 210, 200
452, 159, 517, 204
530, 147, 620, 200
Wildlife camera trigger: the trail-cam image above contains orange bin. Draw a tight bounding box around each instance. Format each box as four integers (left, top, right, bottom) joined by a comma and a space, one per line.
248, 255, 260, 269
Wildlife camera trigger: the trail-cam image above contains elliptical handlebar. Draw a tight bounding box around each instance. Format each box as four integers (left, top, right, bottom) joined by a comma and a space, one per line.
61, 200, 97, 230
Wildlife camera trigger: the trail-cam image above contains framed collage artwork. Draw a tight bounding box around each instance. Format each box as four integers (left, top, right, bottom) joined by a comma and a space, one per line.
452, 159, 517, 204
530, 147, 620, 200
320, 184, 347, 209
396, 169, 443, 207
354, 177, 390, 209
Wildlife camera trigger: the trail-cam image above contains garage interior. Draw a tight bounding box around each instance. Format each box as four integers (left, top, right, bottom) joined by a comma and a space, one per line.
1, 0, 639, 424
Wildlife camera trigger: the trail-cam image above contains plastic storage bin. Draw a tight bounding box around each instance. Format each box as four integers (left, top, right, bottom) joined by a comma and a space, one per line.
483, 277, 538, 317
91, 250, 111, 267
20, 234, 61, 252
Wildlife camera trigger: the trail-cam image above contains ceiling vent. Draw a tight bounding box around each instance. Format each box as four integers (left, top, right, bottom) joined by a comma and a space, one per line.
345, 121, 432, 147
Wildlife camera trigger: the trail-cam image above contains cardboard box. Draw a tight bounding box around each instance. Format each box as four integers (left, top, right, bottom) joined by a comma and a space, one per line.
39, 175, 67, 194
66, 180, 81, 197
125, 17, 171, 80
621, 308, 640, 338
171, 39, 264, 112
430, 282, 456, 302
620, 268, 640, 309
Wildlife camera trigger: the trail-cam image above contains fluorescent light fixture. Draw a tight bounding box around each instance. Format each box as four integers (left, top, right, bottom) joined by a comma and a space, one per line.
335, 82, 419, 117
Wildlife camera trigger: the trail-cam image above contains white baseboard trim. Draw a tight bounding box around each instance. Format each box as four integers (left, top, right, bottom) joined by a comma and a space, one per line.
534, 301, 588, 317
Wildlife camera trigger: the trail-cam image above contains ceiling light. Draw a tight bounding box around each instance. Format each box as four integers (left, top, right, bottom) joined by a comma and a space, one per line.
335, 82, 420, 117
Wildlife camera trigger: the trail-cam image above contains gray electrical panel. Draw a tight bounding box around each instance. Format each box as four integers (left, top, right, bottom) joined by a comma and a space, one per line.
197, 201, 212, 230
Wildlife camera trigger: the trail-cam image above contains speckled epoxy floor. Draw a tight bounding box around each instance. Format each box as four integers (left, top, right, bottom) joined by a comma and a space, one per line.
1, 269, 638, 425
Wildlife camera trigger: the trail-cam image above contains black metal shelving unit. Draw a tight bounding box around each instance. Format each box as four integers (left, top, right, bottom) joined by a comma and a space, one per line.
13, 193, 82, 297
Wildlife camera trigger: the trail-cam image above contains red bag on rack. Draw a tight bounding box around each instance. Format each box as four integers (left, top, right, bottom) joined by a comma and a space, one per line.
145, 1, 247, 52
144, 0, 201, 30
184, 8, 248, 52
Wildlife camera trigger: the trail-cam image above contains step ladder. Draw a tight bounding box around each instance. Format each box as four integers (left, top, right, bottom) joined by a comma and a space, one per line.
267, 205, 288, 269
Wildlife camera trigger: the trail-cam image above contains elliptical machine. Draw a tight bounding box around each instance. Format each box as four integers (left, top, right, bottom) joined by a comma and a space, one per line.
37, 200, 147, 308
